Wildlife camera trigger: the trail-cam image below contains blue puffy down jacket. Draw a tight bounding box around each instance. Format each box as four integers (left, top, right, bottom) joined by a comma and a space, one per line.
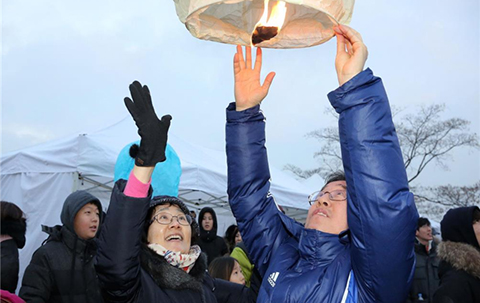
225, 69, 419, 303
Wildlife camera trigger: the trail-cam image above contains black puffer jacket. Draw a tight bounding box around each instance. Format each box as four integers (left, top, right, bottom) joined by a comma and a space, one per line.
19, 191, 103, 303
1, 239, 21, 293
197, 207, 228, 265
96, 180, 255, 303
406, 241, 440, 302
1, 218, 26, 293
433, 206, 480, 303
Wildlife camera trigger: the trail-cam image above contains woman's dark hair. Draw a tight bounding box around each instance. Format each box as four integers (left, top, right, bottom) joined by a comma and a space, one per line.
224, 224, 239, 253
0, 201, 26, 223
1, 201, 27, 248
208, 256, 237, 281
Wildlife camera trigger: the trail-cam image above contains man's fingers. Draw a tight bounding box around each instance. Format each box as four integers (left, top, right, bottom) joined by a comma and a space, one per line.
236, 45, 245, 70
234, 53, 241, 75
337, 24, 363, 45
346, 40, 353, 55
253, 47, 262, 72
335, 31, 347, 55
245, 46, 252, 69
262, 71, 276, 91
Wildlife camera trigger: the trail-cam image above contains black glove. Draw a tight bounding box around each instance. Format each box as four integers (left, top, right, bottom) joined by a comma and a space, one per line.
124, 80, 172, 166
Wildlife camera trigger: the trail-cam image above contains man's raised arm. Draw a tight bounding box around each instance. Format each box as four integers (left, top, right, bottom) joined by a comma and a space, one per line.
330, 25, 418, 303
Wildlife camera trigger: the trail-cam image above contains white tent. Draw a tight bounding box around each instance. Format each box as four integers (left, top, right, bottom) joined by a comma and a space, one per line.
0, 117, 313, 289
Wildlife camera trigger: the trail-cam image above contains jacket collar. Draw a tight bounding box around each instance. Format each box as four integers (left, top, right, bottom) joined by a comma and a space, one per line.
278, 214, 350, 265
42, 224, 96, 257
298, 228, 350, 265
437, 241, 480, 279
414, 239, 437, 256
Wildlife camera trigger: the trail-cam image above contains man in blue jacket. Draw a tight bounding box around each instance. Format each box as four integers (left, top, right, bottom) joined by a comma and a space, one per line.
225, 25, 418, 302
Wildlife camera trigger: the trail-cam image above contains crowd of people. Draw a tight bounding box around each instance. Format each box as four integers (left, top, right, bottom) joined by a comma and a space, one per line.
1, 25, 479, 303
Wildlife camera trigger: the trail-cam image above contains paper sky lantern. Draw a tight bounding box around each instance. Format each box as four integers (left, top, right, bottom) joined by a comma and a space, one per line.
173, 0, 355, 48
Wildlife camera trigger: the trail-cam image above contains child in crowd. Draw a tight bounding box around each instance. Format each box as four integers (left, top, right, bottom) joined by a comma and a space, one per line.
20, 191, 103, 303
209, 256, 246, 285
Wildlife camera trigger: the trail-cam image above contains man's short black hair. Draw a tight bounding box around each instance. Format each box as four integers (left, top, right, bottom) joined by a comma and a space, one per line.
321, 171, 346, 191
417, 217, 431, 230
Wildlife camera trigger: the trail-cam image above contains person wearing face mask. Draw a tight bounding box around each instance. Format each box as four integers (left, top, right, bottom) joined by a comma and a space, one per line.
197, 207, 228, 265
432, 206, 480, 303
95, 81, 255, 303
225, 25, 418, 303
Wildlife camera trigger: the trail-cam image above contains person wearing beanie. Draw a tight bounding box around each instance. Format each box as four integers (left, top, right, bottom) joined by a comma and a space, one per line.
432, 206, 480, 303
95, 80, 255, 303
19, 191, 103, 303
1, 201, 27, 293
197, 207, 228, 265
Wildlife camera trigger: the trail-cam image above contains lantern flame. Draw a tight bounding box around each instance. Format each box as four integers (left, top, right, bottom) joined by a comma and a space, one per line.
259, 0, 287, 29
252, 0, 287, 45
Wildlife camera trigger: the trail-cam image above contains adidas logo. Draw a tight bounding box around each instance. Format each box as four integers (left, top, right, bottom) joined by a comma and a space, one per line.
267, 272, 279, 287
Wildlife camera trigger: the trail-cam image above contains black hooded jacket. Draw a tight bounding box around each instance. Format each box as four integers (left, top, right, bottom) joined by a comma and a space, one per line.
19, 191, 103, 303
1, 217, 27, 293
197, 207, 228, 265
433, 206, 480, 303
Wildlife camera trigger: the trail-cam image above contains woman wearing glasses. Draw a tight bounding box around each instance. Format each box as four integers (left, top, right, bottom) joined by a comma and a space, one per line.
95, 81, 255, 303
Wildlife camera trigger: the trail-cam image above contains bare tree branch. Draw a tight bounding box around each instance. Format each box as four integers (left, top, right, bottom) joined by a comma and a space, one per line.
414, 182, 480, 208
284, 103, 480, 184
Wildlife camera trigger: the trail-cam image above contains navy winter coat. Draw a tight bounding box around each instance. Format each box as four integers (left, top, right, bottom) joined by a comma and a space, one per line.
226, 69, 418, 303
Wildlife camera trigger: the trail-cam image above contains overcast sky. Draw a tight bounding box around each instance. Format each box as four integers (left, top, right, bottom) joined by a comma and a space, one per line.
2, 0, 479, 189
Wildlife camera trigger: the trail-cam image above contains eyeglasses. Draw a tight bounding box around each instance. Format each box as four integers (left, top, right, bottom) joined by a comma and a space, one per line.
149, 212, 192, 226
308, 190, 347, 205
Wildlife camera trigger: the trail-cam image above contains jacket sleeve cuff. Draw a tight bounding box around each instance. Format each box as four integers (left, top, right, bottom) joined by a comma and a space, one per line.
226, 102, 263, 123
327, 68, 382, 113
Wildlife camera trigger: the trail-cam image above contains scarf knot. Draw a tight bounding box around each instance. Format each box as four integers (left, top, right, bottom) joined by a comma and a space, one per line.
148, 243, 201, 273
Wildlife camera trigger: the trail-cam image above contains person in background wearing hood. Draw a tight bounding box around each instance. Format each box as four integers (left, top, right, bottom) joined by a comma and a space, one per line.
19, 191, 103, 303
433, 206, 480, 303
1, 201, 27, 294
407, 217, 440, 302
95, 81, 255, 303
198, 207, 228, 265
225, 25, 418, 302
